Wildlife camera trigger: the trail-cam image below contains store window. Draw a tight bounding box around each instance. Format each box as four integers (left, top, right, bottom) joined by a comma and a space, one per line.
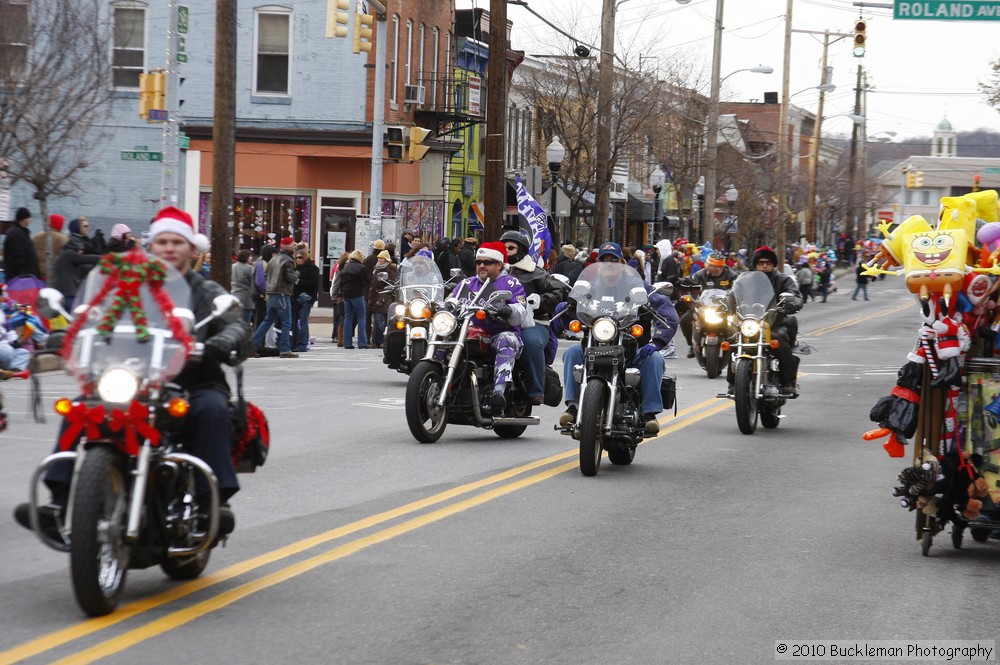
198, 192, 311, 256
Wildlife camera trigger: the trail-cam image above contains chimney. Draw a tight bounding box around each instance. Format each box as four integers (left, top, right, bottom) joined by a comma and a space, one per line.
764, 92, 778, 104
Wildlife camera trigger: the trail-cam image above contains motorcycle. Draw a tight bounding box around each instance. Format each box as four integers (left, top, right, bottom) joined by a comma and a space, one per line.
559, 262, 674, 476
405, 282, 554, 443
716, 270, 797, 435
23, 254, 248, 616
691, 287, 730, 379
383, 255, 448, 375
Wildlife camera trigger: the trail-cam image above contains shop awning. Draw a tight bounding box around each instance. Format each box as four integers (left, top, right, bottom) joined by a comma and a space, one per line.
626, 193, 654, 220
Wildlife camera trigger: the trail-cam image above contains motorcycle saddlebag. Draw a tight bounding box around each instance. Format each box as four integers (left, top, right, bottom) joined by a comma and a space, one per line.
660, 375, 677, 412
383, 328, 405, 367
230, 401, 270, 473
544, 366, 563, 407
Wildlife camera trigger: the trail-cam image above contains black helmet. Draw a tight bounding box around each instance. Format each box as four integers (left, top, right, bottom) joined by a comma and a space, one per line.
500, 229, 531, 252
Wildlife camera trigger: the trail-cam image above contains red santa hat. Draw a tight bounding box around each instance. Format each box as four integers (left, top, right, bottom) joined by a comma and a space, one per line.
149, 206, 210, 253
49, 214, 65, 232
476, 241, 507, 264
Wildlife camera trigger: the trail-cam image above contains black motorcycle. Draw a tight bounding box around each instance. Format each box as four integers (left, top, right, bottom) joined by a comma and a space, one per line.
383, 255, 447, 374
405, 282, 557, 443
691, 287, 730, 379
559, 262, 674, 476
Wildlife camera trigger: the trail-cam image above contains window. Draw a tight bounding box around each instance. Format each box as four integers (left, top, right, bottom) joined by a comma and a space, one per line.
417, 24, 425, 88
405, 20, 412, 85
255, 9, 291, 95
431, 28, 439, 107
390, 15, 399, 104
0, 0, 29, 82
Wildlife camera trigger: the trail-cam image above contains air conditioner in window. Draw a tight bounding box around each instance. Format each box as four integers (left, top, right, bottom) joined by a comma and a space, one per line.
404, 84, 426, 106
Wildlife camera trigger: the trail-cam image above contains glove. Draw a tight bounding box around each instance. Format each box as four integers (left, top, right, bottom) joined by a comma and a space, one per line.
490, 303, 513, 321
526, 293, 541, 309
632, 343, 660, 367
203, 337, 233, 365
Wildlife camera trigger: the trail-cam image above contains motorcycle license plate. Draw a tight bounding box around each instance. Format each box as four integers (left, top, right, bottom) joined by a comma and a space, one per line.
705, 334, 718, 345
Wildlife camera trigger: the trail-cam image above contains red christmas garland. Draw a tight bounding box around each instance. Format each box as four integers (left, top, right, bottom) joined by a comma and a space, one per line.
59, 400, 161, 455
61, 250, 193, 360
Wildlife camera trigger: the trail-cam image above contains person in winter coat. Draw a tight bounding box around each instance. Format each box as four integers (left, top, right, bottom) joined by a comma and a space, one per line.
32, 214, 68, 281
292, 249, 320, 352
329, 251, 350, 344
816, 261, 833, 303
657, 250, 680, 285
230, 249, 256, 324
459, 237, 478, 277
553, 243, 584, 285
795, 260, 814, 303
251, 236, 299, 357
252, 245, 275, 327
851, 262, 874, 301
106, 224, 137, 253
3, 207, 41, 280
52, 237, 101, 309
339, 250, 370, 349
744, 246, 803, 395
365, 250, 397, 349
68, 217, 100, 255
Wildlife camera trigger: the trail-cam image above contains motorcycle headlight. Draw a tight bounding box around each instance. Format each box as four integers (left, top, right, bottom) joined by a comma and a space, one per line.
740, 319, 761, 338
431, 311, 457, 337
408, 299, 429, 319
96, 366, 140, 404
394, 303, 406, 317
592, 317, 618, 342
702, 307, 724, 325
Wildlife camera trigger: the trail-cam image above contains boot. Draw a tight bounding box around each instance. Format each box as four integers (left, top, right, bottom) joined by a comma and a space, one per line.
337, 325, 344, 348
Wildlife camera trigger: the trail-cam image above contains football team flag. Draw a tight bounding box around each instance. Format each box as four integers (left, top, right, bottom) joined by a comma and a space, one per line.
514, 176, 553, 268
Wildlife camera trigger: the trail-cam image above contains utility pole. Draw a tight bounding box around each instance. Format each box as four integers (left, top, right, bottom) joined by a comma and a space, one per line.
847, 62, 863, 242
805, 30, 830, 245
211, 0, 236, 289
368, 1, 388, 230
774, 0, 793, 269
484, 0, 508, 238
701, 0, 725, 250
593, 0, 615, 247
159, 0, 182, 208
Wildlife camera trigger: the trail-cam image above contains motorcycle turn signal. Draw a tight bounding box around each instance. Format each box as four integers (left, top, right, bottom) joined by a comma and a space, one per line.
568, 320, 582, 333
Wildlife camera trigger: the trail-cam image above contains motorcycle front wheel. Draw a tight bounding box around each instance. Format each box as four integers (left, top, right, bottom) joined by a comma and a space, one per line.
579, 379, 607, 476
70, 445, 131, 616
704, 344, 721, 379
734, 359, 758, 435
406, 361, 449, 443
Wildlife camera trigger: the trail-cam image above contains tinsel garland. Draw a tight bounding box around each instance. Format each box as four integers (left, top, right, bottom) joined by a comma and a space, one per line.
61, 250, 194, 359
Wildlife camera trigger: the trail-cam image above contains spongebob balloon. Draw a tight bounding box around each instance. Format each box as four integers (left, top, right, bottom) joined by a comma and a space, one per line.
903, 229, 968, 302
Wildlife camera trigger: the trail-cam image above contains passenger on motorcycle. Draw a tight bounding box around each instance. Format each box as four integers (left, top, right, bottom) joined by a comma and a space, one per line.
501, 230, 565, 406
14, 207, 250, 538
558, 242, 679, 435
679, 251, 737, 358
448, 241, 528, 413
743, 245, 803, 395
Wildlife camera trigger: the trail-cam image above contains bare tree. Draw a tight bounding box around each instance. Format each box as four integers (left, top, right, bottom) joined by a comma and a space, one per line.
979, 58, 1000, 112
0, 0, 116, 275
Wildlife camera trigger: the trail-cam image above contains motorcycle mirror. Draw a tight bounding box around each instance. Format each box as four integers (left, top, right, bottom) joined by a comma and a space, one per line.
490, 290, 513, 302
172, 307, 196, 332
551, 273, 571, 287
38, 287, 72, 320
652, 281, 674, 297
450, 268, 464, 278
779, 292, 796, 298
195, 294, 241, 331
629, 286, 648, 305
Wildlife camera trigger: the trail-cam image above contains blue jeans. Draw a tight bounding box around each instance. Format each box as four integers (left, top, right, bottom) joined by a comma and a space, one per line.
371, 311, 387, 347
0, 344, 31, 371
519, 324, 549, 399
343, 296, 368, 348
562, 343, 665, 416
851, 282, 868, 300
293, 300, 313, 351
252, 294, 292, 353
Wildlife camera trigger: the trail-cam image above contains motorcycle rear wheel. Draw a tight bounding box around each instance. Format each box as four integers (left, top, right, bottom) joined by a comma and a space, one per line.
704, 345, 721, 379
70, 446, 131, 616
406, 361, 449, 443
579, 379, 607, 476
494, 402, 530, 439
607, 445, 635, 466
734, 359, 758, 435
760, 405, 781, 429
161, 549, 211, 580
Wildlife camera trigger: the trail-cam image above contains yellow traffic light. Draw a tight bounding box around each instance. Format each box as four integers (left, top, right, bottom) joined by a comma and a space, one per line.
853, 19, 866, 57
974, 175, 981, 192
138, 72, 153, 119
152, 71, 166, 116
386, 126, 405, 160
353, 12, 374, 54
326, 0, 350, 38
408, 126, 431, 161
906, 172, 915, 188
913, 171, 924, 188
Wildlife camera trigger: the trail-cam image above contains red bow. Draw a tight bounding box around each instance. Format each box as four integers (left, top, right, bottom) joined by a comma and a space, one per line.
59, 403, 107, 450
108, 401, 161, 456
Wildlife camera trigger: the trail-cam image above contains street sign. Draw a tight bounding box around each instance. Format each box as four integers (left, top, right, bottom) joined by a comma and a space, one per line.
121, 150, 163, 162
177, 5, 189, 33
148, 109, 169, 121
177, 52, 188, 63
983, 167, 1000, 173
178, 134, 190, 149
894, 1, 1000, 20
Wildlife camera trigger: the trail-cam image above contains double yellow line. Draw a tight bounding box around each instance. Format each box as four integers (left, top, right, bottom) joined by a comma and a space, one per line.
805, 300, 913, 337
2, 398, 730, 665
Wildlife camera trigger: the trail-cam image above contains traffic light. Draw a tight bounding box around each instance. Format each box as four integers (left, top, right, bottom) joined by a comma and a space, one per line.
386, 126, 405, 160
138, 72, 154, 120
353, 11, 373, 54
326, 0, 350, 38
974, 175, 981, 192
913, 171, 924, 188
151, 71, 166, 118
906, 172, 915, 188
408, 126, 431, 161
853, 19, 866, 57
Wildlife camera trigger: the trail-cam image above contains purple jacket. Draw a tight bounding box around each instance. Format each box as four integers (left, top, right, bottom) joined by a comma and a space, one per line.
450, 273, 528, 336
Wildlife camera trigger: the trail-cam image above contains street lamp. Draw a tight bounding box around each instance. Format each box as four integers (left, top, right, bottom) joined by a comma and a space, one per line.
649, 165, 666, 241
546, 135, 566, 246
724, 185, 738, 251
694, 176, 705, 243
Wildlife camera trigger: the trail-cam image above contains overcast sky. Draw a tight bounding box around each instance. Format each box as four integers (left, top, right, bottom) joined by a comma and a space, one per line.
457, 0, 1000, 147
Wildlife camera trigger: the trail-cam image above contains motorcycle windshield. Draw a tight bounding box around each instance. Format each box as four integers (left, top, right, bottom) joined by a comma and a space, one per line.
570, 262, 648, 325
398, 256, 444, 302
700, 288, 728, 307
730, 271, 776, 319
67, 254, 193, 389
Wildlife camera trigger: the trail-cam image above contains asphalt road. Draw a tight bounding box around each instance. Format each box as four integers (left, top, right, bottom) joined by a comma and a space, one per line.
1, 278, 997, 665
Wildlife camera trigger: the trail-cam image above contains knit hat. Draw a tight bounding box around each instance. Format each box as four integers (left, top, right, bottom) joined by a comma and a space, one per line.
280, 236, 295, 248
561, 243, 577, 258
476, 241, 506, 264
373, 239, 386, 250
750, 245, 778, 267
465, 237, 478, 244
49, 214, 65, 232
149, 206, 210, 253
14, 207, 31, 222
110, 223, 131, 240
377, 250, 391, 261
707, 251, 726, 268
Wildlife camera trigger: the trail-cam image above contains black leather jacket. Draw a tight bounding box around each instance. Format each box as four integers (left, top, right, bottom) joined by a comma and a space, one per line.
172, 271, 251, 395
508, 255, 564, 320
689, 266, 738, 292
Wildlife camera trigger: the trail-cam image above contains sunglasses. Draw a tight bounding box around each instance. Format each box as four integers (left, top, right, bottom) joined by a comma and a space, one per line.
756, 260, 774, 266
504, 245, 520, 252
475, 259, 498, 266
598, 256, 619, 263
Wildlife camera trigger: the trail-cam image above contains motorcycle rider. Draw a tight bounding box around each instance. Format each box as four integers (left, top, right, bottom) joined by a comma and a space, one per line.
743, 245, 803, 395
448, 241, 527, 413
14, 207, 250, 540
679, 250, 737, 358
558, 242, 679, 435
501, 230, 565, 405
